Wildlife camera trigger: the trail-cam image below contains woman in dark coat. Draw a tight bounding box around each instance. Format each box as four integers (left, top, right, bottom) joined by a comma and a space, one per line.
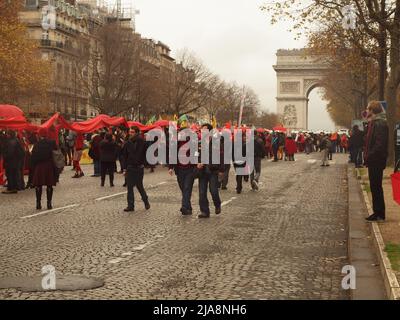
99, 133, 117, 187
31, 128, 57, 210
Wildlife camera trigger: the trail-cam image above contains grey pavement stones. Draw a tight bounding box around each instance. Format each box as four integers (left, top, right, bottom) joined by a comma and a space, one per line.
347, 166, 386, 300
0, 154, 352, 299
0, 275, 104, 292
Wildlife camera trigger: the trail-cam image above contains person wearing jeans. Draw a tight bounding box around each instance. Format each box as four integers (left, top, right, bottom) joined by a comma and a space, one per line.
197, 123, 224, 218
364, 101, 389, 222
168, 128, 196, 216
174, 167, 195, 215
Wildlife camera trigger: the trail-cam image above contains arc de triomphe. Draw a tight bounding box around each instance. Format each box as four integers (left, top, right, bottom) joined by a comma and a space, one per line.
273, 49, 329, 131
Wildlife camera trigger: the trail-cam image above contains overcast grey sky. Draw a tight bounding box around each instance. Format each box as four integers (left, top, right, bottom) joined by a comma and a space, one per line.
113, 0, 335, 130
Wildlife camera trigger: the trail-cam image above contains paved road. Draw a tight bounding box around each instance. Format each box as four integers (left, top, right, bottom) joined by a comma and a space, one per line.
0, 153, 350, 299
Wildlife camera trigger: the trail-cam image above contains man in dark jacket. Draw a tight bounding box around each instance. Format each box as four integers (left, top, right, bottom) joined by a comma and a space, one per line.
99, 133, 117, 187
364, 101, 389, 222
122, 126, 150, 212
90, 131, 104, 177
197, 124, 225, 218
250, 130, 266, 190
2, 131, 25, 194
168, 126, 197, 216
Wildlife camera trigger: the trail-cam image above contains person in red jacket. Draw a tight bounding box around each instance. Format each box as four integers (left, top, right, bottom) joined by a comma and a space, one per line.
285, 136, 297, 161
72, 132, 84, 178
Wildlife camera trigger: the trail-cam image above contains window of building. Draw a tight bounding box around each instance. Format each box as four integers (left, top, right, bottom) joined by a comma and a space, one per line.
25, 0, 38, 9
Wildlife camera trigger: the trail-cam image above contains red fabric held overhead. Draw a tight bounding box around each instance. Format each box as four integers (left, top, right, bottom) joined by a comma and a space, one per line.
0, 105, 24, 119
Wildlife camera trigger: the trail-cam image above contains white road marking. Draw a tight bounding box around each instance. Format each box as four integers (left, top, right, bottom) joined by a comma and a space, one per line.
95, 191, 127, 201
221, 197, 237, 207
20, 204, 79, 219
108, 258, 125, 264
132, 244, 148, 251
95, 181, 168, 201
307, 160, 317, 164
121, 252, 133, 257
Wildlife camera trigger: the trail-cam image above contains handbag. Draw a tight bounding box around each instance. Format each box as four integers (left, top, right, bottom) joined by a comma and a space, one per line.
53, 149, 65, 170
391, 160, 400, 205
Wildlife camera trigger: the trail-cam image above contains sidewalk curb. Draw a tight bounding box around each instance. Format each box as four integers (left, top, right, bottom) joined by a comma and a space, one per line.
356, 168, 400, 300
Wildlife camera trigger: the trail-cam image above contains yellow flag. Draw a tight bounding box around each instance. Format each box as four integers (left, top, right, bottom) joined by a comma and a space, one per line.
212, 116, 217, 129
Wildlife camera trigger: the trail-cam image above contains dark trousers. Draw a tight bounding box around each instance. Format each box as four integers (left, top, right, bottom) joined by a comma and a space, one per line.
126, 166, 148, 209
221, 164, 231, 188
355, 148, 363, 167
199, 169, 221, 214
101, 161, 115, 185
368, 166, 385, 218
5, 166, 18, 191
272, 146, 278, 161
176, 167, 195, 211
94, 159, 101, 176
250, 157, 262, 183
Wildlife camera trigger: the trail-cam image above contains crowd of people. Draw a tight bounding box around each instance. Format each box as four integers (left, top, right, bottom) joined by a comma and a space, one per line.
0, 100, 389, 221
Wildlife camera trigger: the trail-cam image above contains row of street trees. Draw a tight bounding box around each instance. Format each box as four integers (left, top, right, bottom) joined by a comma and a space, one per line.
262, 0, 400, 158
0, 0, 50, 112
77, 20, 275, 126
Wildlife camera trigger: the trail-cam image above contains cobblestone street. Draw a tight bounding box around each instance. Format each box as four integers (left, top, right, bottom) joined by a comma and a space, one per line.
0, 153, 350, 300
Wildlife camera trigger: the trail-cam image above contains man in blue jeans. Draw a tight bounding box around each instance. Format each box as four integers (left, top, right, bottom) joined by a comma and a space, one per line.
168, 126, 196, 216
197, 124, 224, 218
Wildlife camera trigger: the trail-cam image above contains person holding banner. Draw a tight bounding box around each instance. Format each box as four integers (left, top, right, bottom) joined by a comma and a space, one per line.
72, 132, 84, 179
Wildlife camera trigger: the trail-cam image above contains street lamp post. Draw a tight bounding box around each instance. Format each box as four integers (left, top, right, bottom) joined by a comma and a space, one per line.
138, 104, 141, 122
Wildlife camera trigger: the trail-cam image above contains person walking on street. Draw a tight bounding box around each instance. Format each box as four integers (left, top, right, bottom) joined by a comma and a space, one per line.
89, 131, 104, 177
364, 101, 389, 222
250, 130, 266, 190
122, 126, 150, 212
99, 133, 117, 187
72, 132, 84, 178
272, 133, 279, 162
319, 133, 331, 167
168, 124, 196, 216
31, 128, 58, 210
197, 124, 224, 218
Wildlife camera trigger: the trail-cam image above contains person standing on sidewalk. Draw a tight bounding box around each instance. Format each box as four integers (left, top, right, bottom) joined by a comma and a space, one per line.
349, 125, 364, 168
364, 101, 389, 222
123, 126, 150, 212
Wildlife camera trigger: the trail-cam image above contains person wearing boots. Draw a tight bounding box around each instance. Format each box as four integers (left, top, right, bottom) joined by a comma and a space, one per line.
31, 128, 58, 210
99, 133, 117, 187
122, 126, 150, 212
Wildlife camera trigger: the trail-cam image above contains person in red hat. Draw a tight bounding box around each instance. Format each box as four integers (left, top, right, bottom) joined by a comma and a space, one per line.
31, 128, 58, 210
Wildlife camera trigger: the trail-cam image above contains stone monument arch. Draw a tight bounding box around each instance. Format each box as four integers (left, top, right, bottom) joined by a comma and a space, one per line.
273, 49, 330, 130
